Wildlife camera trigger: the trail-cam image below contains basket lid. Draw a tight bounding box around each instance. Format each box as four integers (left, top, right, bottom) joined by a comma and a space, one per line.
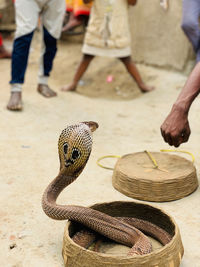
112, 152, 198, 202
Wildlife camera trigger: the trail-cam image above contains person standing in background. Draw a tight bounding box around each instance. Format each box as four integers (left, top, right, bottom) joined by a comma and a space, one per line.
7, 0, 65, 111
181, 0, 200, 62
61, 0, 154, 93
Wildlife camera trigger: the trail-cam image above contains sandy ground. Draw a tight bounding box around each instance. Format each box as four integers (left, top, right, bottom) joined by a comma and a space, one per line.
0, 33, 200, 267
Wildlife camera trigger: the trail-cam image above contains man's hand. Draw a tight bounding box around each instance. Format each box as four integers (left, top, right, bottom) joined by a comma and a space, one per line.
160, 105, 191, 147
161, 63, 200, 147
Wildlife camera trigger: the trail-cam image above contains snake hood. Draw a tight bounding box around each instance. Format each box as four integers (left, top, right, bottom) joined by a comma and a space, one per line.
58, 121, 99, 177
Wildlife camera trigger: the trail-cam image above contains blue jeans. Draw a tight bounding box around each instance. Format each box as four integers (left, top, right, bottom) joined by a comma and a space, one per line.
10, 27, 57, 84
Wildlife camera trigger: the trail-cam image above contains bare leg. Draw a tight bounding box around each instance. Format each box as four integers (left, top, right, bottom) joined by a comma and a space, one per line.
7, 92, 22, 111
120, 56, 154, 93
61, 54, 94, 92
62, 12, 83, 32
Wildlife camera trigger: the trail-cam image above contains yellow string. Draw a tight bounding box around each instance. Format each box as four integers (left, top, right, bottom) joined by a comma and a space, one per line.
144, 150, 159, 169
160, 149, 195, 163
97, 149, 195, 171
144, 150, 169, 172
96, 155, 121, 170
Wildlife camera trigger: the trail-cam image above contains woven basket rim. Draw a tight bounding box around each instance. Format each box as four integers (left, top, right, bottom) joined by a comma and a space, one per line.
63, 200, 182, 259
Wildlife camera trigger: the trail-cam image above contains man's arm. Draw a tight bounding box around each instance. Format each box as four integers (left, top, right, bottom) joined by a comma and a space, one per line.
128, 0, 137, 5
161, 62, 200, 147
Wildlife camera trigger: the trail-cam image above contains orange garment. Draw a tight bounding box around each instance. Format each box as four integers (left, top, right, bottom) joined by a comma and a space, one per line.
65, 0, 92, 16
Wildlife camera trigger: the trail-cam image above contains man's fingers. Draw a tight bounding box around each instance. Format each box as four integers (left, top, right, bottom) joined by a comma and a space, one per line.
173, 137, 183, 147
165, 133, 173, 146
161, 127, 175, 146
170, 134, 181, 147
161, 124, 191, 147
160, 127, 168, 143
174, 128, 191, 146
182, 128, 191, 143
163, 132, 183, 147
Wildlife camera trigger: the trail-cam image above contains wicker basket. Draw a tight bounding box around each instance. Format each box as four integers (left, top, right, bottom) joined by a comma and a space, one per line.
112, 152, 198, 202
62, 201, 184, 267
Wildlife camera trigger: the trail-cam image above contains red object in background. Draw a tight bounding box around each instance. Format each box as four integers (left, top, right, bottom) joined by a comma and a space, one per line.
66, 0, 92, 16
0, 34, 3, 46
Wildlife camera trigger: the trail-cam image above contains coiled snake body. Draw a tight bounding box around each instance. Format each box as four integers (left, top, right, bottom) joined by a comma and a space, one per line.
42, 122, 172, 256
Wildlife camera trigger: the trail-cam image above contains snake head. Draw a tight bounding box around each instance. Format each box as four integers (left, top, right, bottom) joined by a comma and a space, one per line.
58, 122, 98, 176
81, 121, 99, 132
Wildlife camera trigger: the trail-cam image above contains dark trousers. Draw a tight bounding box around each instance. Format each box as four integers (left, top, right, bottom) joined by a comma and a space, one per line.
10, 27, 57, 84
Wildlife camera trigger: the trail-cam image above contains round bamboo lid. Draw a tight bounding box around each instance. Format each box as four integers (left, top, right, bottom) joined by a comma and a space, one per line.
112, 152, 198, 202
62, 201, 184, 267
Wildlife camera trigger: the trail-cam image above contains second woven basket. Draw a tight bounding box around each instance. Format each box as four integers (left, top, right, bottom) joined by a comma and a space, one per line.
112, 152, 198, 202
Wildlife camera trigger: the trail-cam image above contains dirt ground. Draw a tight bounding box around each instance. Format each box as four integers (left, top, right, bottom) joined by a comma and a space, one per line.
0, 33, 200, 267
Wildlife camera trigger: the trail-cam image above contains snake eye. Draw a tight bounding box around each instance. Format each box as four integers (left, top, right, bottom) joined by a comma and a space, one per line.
71, 148, 81, 160
63, 143, 68, 154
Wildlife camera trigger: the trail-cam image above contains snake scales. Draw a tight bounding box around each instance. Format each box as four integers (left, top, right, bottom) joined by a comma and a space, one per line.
42, 122, 172, 256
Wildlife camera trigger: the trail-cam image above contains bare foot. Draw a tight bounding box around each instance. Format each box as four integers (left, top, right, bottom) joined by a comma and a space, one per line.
37, 84, 57, 97
139, 83, 155, 93
7, 92, 22, 111
0, 45, 12, 59
61, 82, 77, 92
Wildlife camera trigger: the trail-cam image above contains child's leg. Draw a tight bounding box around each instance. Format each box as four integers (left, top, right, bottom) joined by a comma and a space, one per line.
119, 56, 154, 93
62, 12, 83, 32
61, 54, 94, 91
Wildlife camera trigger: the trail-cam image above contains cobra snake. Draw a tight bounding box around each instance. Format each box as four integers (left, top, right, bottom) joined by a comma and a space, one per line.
42, 122, 172, 256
